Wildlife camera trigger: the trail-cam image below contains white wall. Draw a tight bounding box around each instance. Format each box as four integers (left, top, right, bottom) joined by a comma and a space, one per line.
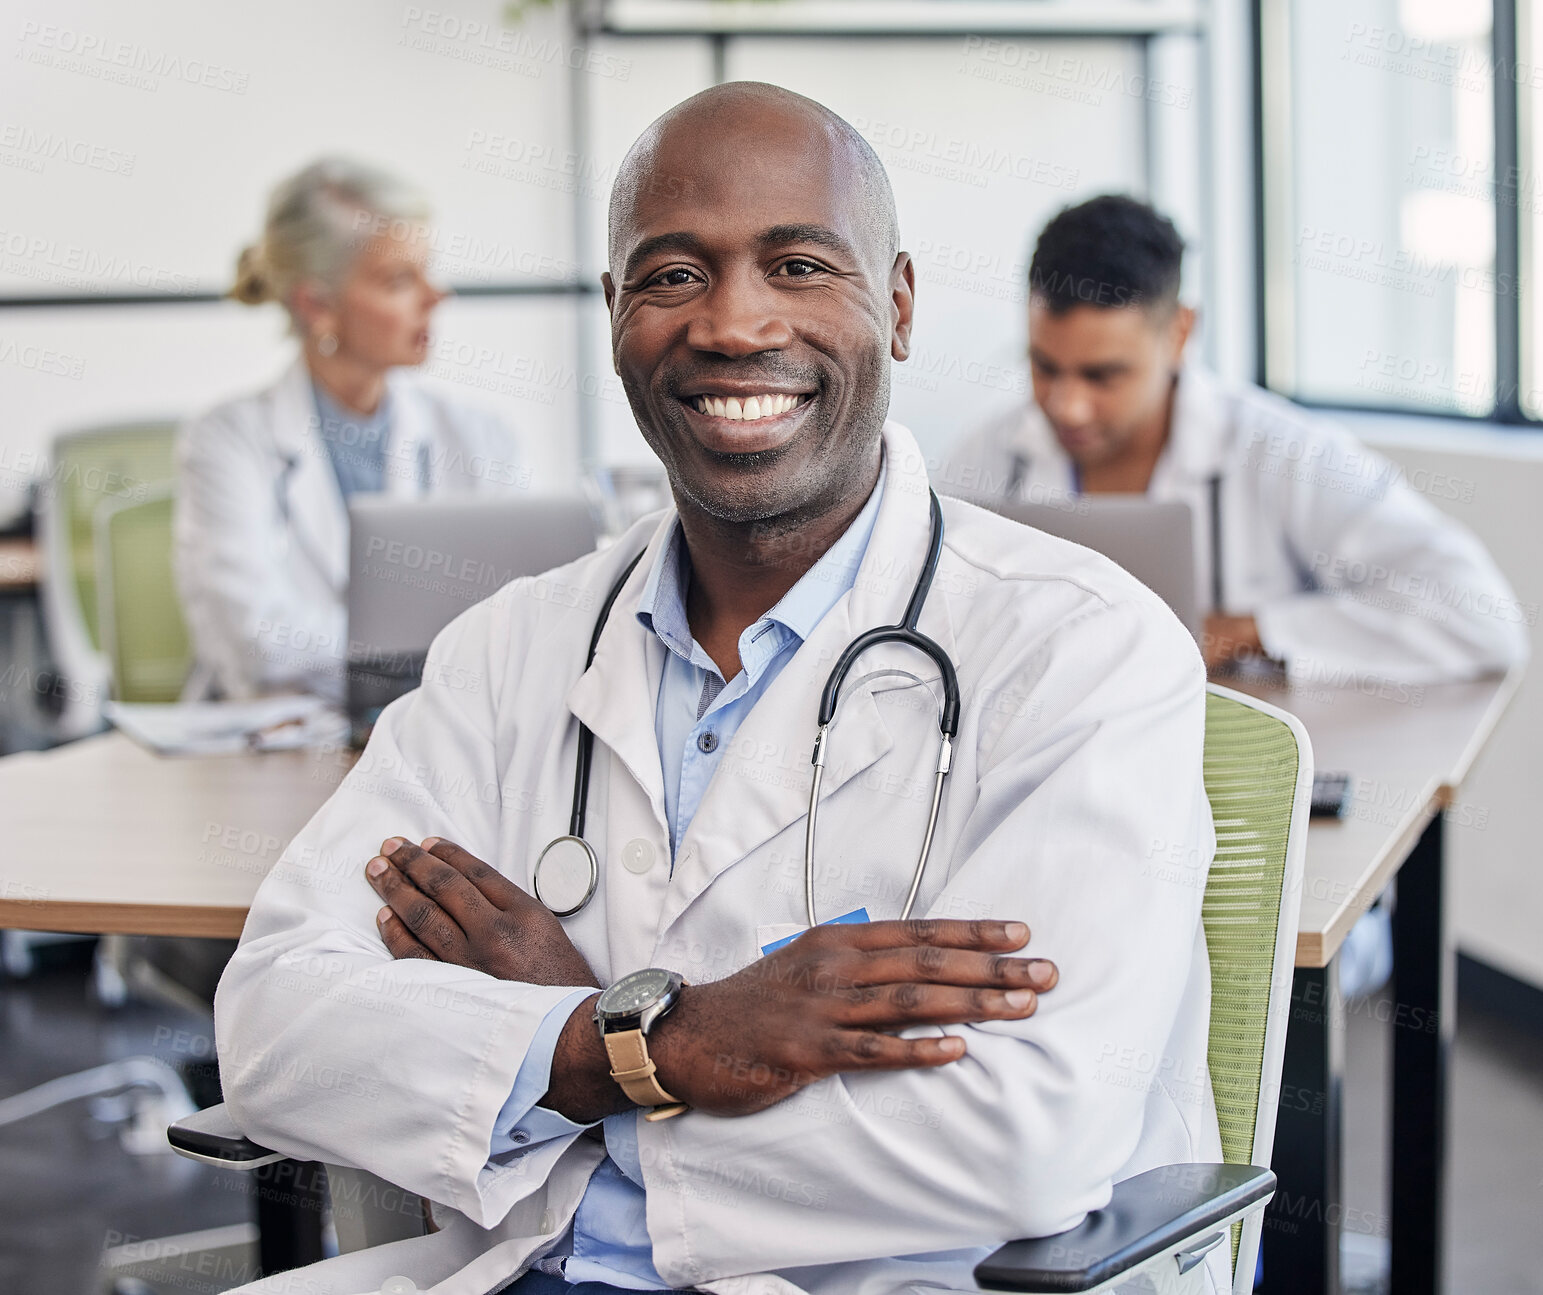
1350, 413, 1543, 991
0, 1, 1193, 513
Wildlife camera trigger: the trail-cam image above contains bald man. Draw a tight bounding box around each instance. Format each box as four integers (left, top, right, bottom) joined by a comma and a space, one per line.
217, 85, 1225, 1295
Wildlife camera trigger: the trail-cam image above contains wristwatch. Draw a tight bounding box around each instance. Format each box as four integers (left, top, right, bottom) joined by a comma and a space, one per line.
593, 968, 689, 1122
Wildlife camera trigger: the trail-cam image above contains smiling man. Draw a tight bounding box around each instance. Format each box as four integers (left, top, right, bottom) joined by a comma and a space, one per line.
216, 86, 1224, 1295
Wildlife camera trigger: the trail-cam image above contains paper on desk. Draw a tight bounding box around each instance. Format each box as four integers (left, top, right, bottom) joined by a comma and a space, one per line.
103, 696, 350, 756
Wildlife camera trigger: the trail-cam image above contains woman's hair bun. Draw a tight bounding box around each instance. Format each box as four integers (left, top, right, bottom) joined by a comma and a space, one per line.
228, 243, 272, 305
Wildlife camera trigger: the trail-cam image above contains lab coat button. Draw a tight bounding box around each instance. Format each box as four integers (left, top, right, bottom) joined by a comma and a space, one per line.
381, 1279, 418, 1295
622, 839, 657, 874
539, 1209, 555, 1233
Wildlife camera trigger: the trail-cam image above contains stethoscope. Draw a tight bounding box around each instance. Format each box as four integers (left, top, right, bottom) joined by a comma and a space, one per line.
532, 491, 961, 929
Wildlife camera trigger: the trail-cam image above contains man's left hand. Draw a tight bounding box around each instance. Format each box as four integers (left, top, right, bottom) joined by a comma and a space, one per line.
366, 837, 599, 988
1202, 614, 1267, 671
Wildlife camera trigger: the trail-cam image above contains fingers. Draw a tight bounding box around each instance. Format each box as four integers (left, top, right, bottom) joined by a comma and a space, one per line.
377, 906, 436, 960
421, 837, 529, 909
380, 839, 493, 928
853, 946, 1058, 993
366, 844, 467, 957
819, 918, 1032, 954
834, 982, 1042, 1029
824, 1030, 967, 1071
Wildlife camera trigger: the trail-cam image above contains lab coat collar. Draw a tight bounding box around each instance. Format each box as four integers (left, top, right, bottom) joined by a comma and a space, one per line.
665, 422, 958, 930
1006, 359, 1233, 485
267, 358, 457, 596
565, 422, 957, 931
268, 358, 350, 595
1163, 362, 1232, 480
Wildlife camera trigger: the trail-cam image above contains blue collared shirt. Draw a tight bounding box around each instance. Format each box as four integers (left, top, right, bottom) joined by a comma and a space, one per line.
311, 381, 392, 499
488, 471, 885, 1289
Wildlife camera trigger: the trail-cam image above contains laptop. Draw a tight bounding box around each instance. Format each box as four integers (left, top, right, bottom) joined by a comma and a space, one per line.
977, 496, 1200, 638
345, 495, 600, 743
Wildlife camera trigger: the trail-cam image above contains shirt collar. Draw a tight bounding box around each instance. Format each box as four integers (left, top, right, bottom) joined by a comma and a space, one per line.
636, 462, 887, 678
311, 379, 392, 435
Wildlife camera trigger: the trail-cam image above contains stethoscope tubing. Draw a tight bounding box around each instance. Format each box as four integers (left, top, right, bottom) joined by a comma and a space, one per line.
542, 490, 960, 932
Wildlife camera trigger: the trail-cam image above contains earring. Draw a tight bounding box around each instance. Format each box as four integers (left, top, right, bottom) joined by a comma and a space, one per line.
316, 332, 339, 357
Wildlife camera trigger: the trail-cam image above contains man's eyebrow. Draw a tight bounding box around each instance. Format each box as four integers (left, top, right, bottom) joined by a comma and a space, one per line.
622, 231, 707, 279
757, 223, 857, 260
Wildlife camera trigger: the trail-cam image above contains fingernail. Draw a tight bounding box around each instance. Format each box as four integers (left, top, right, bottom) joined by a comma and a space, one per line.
1029, 960, 1057, 989
1005, 989, 1035, 1009
366, 858, 387, 878
1004, 921, 1029, 942
422, 836, 441, 849
376, 906, 392, 925
381, 837, 405, 853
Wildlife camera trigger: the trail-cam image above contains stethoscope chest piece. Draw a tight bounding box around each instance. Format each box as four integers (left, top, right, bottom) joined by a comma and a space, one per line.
533, 835, 599, 917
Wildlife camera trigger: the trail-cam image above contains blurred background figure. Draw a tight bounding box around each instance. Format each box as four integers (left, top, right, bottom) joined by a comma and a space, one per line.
944, 195, 1529, 687
175, 157, 526, 704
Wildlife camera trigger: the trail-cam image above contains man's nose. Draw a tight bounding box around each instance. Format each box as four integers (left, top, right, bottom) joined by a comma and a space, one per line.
1043, 381, 1095, 427
685, 278, 795, 357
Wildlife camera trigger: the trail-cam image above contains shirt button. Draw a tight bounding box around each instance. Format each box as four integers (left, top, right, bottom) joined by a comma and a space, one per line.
512, 1130, 530, 1145
697, 731, 718, 753
622, 838, 657, 874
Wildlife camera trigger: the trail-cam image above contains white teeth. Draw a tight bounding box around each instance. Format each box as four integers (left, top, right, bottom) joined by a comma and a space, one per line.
692, 393, 805, 421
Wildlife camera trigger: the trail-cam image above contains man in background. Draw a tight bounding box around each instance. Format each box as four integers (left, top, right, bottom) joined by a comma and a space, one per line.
943, 194, 1528, 686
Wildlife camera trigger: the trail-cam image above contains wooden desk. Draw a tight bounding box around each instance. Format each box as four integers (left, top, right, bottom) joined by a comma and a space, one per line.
1223, 669, 1521, 1295
1226, 672, 1522, 968
0, 733, 353, 937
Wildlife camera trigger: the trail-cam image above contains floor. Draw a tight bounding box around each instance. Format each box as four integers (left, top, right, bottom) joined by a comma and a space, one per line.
2, 943, 1542, 1294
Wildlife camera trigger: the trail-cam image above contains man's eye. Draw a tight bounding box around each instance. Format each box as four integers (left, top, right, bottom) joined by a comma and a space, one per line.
777, 259, 823, 277
648, 267, 698, 287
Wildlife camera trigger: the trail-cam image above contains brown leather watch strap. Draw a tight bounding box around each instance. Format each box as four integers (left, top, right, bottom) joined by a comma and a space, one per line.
602, 1028, 687, 1121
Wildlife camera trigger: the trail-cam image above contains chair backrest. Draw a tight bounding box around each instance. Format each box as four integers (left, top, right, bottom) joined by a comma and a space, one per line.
37, 422, 180, 732
95, 485, 191, 702
1200, 683, 1312, 1294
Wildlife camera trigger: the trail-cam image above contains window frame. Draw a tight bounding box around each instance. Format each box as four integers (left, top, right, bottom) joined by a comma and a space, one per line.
1255, 0, 1529, 425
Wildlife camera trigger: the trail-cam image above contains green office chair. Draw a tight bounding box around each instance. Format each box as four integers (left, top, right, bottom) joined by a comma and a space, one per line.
168, 684, 1311, 1294
975, 684, 1311, 1293
35, 421, 180, 733
95, 484, 193, 703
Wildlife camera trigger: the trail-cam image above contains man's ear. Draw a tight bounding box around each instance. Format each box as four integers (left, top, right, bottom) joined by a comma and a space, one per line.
601, 271, 615, 314
890, 252, 916, 362
1168, 303, 1196, 367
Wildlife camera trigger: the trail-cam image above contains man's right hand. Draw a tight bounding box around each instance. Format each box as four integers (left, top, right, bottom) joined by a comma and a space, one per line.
544, 919, 1057, 1123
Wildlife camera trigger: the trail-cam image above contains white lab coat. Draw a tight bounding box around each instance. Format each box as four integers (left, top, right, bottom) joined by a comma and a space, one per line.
940, 364, 1530, 687
174, 357, 527, 705
215, 422, 1225, 1295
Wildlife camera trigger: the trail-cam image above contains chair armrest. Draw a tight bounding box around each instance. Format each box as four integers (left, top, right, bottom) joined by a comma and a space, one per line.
974, 1163, 1275, 1293
167, 1102, 287, 1170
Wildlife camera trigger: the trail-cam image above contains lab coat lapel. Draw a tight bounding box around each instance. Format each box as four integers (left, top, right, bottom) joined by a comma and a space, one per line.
564, 513, 675, 830
1004, 402, 1078, 501
660, 423, 960, 930
382, 371, 437, 496
269, 359, 349, 596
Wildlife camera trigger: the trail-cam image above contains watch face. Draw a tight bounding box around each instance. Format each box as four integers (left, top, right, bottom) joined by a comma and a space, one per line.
600, 967, 676, 1017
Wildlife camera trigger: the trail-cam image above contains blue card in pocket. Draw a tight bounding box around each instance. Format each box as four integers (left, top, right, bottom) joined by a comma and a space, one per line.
760, 907, 871, 955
